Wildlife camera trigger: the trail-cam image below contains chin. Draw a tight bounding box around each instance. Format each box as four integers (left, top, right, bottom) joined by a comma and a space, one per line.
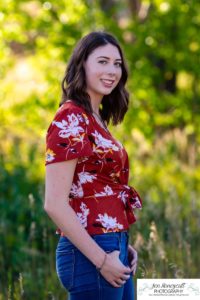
93, 87, 114, 97
101, 88, 114, 95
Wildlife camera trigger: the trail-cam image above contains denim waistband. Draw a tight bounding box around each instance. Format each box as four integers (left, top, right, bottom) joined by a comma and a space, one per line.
59, 230, 129, 244
91, 230, 129, 239
57, 230, 129, 259
90, 230, 129, 246
91, 230, 128, 235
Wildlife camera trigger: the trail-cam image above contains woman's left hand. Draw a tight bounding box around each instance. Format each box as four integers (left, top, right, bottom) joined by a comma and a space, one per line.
128, 244, 138, 276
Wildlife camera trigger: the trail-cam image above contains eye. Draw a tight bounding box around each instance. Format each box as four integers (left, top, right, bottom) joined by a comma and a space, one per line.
115, 62, 122, 67
98, 60, 107, 65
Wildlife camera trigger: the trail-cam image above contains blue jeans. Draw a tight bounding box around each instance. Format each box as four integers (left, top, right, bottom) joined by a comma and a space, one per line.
56, 231, 134, 300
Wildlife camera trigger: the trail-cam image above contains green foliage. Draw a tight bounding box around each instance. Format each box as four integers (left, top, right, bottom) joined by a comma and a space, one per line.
0, 0, 200, 298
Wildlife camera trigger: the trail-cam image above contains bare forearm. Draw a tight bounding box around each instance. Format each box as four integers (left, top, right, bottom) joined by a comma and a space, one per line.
44, 200, 105, 268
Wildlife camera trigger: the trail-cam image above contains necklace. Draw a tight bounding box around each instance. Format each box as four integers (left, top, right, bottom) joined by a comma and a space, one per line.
92, 111, 109, 133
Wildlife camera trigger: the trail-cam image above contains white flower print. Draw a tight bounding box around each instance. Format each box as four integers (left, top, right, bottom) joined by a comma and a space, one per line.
96, 213, 123, 231
95, 185, 114, 197
117, 190, 129, 205
52, 113, 85, 138
118, 185, 142, 210
70, 182, 84, 198
116, 140, 123, 149
78, 171, 97, 184
76, 202, 90, 228
130, 196, 142, 209
92, 130, 119, 152
52, 119, 67, 130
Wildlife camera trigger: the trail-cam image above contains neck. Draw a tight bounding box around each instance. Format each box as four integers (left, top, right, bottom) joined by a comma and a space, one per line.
92, 111, 108, 132
91, 101, 101, 115
86, 89, 103, 114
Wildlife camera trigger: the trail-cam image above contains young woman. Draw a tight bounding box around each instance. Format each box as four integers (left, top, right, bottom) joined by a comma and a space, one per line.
44, 31, 142, 300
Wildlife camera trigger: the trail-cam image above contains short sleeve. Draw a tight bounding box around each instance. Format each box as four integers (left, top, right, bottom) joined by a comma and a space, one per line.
45, 104, 93, 166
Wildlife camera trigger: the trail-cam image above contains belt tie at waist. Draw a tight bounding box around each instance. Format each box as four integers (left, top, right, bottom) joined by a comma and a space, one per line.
122, 185, 142, 224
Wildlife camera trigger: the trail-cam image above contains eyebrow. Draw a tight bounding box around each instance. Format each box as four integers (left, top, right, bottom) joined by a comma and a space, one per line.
96, 56, 122, 61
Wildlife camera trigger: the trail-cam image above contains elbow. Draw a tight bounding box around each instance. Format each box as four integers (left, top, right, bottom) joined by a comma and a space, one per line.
44, 203, 50, 214
44, 196, 69, 214
44, 197, 53, 214
43, 202, 49, 212
44, 203, 55, 218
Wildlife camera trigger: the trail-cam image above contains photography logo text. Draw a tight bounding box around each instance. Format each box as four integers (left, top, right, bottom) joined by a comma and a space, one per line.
137, 279, 200, 299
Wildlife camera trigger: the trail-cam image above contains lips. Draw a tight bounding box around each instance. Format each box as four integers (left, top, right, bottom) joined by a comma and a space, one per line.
101, 79, 115, 87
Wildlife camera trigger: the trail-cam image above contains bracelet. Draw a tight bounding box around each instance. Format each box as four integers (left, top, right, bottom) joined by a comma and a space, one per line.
96, 253, 107, 272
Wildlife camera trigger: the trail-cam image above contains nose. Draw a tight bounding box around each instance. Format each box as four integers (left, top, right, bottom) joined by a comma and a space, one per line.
106, 64, 117, 76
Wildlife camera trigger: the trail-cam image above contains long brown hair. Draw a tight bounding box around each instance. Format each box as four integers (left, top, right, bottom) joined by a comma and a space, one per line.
60, 31, 129, 125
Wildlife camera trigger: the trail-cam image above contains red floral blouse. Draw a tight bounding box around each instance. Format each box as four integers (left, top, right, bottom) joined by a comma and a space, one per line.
45, 100, 142, 235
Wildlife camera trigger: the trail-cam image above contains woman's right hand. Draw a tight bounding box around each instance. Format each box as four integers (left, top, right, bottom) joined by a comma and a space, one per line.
100, 250, 131, 288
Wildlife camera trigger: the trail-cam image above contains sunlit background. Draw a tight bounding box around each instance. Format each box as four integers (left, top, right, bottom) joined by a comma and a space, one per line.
0, 0, 200, 299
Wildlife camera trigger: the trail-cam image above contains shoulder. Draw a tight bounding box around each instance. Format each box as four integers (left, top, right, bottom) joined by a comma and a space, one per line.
45, 100, 94, 164
47, 100, 90, 136
53, 100, 89, 122
57, 100, 86, 115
